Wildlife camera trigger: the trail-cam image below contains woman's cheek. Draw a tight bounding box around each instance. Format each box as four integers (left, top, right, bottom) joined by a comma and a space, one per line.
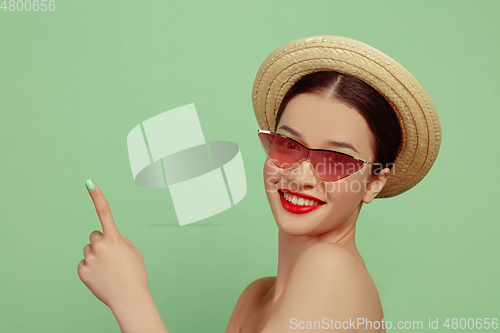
264, 158, 280, 175
264, 159, 283, 184
324, 176, 369, 208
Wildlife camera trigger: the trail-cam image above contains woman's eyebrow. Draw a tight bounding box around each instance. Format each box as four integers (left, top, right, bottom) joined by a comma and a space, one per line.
278, 125, 359, 153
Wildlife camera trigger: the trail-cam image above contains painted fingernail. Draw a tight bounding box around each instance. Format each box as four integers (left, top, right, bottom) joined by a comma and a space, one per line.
85, 179, 95, 191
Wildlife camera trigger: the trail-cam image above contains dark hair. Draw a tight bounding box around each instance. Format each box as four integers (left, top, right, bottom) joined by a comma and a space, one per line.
275, 71, 402, 173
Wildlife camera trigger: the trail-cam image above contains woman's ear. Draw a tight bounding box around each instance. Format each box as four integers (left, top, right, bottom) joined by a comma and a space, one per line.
362, 167, 391, 204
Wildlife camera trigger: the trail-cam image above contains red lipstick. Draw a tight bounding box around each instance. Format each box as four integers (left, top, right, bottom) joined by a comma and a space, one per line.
278, 189, 325, 214
280, 189, 324, 202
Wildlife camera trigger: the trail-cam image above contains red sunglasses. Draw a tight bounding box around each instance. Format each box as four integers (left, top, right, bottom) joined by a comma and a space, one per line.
258, 130, 379, 182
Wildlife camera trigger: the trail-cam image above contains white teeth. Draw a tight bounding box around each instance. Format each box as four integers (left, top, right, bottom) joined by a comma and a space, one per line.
282, 192, 322, 206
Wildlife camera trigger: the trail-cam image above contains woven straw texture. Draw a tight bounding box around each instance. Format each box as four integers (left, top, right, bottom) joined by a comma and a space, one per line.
252, 35, 441, 198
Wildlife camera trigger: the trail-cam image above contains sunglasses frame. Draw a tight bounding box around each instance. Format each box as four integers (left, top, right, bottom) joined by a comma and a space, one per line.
258, 130, 381, 182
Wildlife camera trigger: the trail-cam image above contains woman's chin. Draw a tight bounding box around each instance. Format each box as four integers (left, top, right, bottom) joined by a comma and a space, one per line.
273, 213, 321, 237
266, 189, 324, 236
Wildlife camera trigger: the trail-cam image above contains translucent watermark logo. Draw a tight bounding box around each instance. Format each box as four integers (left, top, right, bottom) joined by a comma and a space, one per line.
290, 318, 393, 330
264, 159, 395, 196
289, 317, 499, 330
127, 104, 247, 226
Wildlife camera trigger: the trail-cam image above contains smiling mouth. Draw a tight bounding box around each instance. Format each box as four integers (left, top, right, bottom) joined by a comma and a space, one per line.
281, 191, 324, 206
278, 190, 325, 214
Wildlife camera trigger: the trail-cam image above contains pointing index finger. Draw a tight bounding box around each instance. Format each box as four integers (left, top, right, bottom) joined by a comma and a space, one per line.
85, 179, 121, 238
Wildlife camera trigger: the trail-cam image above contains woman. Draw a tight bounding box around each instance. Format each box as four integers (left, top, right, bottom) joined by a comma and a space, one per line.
78, 36, 441, 333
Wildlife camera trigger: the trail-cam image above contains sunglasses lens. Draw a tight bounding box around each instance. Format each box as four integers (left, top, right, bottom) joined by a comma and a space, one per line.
258, 132, 306, 168
258, 132, 366, 181
310, 151, 365, 181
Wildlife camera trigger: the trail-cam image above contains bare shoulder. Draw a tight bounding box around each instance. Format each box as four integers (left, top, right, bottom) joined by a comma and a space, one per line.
262, 243, 384, 332
245, 276, 277, 294
297, 242, 370, 279
226, 277, 276, 333
237, 276, 277, 305
293, 242, 381, 304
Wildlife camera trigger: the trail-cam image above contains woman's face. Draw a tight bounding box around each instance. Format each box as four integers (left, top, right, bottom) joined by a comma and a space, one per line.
263, 92, 386, 237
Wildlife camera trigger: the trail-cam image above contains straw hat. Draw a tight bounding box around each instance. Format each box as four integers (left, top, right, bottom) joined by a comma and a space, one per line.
252, 35, 441, 198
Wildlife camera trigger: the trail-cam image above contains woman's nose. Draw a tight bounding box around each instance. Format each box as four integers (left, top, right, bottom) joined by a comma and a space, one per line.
287, 158, 321, 189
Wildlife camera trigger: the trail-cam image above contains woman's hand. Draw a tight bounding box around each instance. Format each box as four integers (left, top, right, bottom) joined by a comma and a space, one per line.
77, 180, 150, 311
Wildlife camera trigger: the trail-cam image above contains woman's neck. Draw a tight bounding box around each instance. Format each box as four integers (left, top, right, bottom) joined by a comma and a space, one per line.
271, 218, 362, 304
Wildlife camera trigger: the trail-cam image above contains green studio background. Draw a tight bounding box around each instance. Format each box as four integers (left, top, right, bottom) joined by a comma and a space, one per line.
1, 1, 499, 332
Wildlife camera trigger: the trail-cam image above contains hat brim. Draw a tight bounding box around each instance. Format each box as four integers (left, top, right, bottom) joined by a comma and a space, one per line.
252, 35, 441, 198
